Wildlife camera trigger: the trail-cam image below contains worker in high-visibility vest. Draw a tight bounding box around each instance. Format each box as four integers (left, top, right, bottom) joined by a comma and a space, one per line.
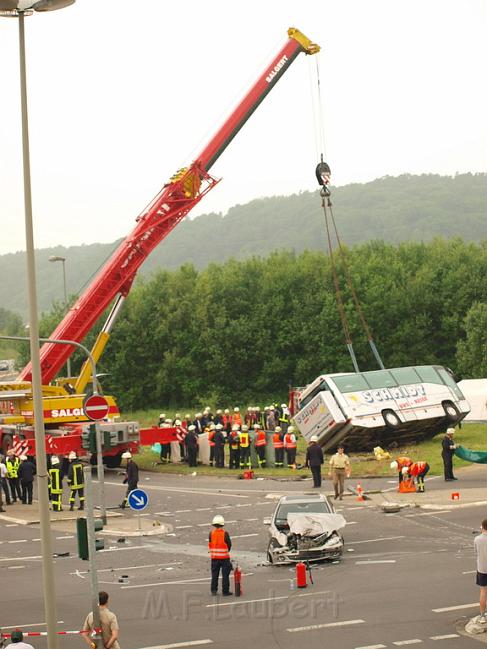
232, 407, 243, 428
208, 514, 233, 596
238, 425, 251, 469
6, 449, 22, 503
48, 456, 63, 512
390, 456, 413, 485
404, 461, 430, 493
284, 426, 298, 467
278, 403, 291, 434
253, 423, 267, 468
67, 451, 84, 511
228, 424, 240, 469
273, 426, 284, 468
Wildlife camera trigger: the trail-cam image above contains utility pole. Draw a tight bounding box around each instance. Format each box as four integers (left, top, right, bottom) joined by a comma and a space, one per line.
84, 467, 103, 649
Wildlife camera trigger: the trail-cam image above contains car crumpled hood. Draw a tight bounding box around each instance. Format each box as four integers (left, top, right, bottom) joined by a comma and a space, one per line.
287, 513, 347, 537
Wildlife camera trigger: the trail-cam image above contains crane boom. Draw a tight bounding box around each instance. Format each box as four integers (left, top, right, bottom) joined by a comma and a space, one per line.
19, 28, 319, 384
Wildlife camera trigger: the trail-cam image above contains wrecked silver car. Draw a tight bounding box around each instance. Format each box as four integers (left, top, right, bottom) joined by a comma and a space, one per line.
265, 494, 346, 564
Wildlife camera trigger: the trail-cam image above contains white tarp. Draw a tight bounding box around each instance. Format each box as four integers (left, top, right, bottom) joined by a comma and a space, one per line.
458, 379, 487, 422
287, 513, 346, 536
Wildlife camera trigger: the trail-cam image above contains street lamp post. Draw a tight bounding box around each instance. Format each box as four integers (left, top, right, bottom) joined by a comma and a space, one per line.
49, 255, 72, 378
0, 3, 76, 649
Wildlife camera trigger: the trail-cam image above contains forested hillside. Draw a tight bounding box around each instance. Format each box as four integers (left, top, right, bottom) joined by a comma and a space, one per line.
2, 173, 487, 319
26, 238, 487, 409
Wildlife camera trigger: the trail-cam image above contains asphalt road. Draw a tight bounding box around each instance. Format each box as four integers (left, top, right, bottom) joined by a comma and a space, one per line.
1, 468, 486, 649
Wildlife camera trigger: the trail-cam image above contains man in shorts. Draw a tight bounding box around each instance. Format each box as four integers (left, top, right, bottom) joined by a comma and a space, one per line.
474, 518, 487, 622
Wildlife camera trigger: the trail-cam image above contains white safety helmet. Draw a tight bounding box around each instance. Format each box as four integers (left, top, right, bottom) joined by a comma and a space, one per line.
20, 455, 28, 461
51, 456, 60, 465
188, 425, 196, 431
216, 409, 222, 414
447, 428, 455, 435
160, 413, 166, 420
390, 460, 398, 470
196, 412, 202, 418
270, 406, 275, 410
212, 514, 225, 526
224, 408, 230, 414
241, 425, 248, 431
209, 423, 216, 430
253, 423, 260, 429
281, 403, 287, 409
247, 407, 252, 411
232, 424, 239, 431
310, 435, 319, 442
275, 426, 282, 433
255, 406, 260, 411
204, 406, 211, 412
174, 419, 182, 426
165, 418, 172, 424
185, 413, 191, 419
175, 413, 181, 419
122, 451, 132, 459
234, 407, 240, 412
401, 466, 409, 475
68, 451, 77, 460
287, 426, 295, 433
215, 423, 223, 430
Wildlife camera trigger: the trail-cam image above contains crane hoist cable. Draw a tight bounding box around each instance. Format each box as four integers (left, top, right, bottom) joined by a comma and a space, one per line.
311, 58, 384, 371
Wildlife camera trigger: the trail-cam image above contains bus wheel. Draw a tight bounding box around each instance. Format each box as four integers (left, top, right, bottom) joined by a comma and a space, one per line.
382, 409, 400, 429
443, 401, 460, 421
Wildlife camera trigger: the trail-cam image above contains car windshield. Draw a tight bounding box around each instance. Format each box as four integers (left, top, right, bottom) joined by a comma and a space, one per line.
275, 501, 331, 521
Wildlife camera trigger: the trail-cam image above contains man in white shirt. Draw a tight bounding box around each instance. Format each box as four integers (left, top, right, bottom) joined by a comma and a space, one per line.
9, 629, 35, 649
0, 455, 10, 510
474, 518, 487, 621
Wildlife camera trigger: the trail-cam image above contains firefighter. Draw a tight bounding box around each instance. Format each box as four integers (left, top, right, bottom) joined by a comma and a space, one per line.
239, 425, 251, 469
278, 403, 290, 434
253, 423, 267, 468
284, 426, 298, 467
208, 424, 216, 467
222, 409, 232, 434
67, 451, 84, 511
208, 514, 233, 596
159, 417, 171, 464
6, 449, 21, 503
245, 407, 257, 430
405, 461, 430, 492
390, 456, 413, 485
273, 426, 284, 468
214, 409, 224, 427
48, 456, 63, 511
232, 407, 242, 428
256, 406, 265, 429
185, 425, 198, 467
228, 424, 240, 469
214, 424, 226, 468
120, 451, 139, 508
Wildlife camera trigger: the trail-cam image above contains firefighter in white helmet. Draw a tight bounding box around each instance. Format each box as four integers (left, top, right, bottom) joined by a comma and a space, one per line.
67, 451, 84, 511
120, 451, 139, 509
48, 456, 63, 511
208, 514, 233, 596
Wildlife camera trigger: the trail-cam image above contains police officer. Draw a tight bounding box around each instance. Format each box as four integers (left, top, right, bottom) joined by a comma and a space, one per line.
208, 514, 233, 596
67, 451, 84, 511
305, 436, 324, 488
49, 456, 63, 511
120, 451, 139, 508
18, 455, 36, 504
442, 428, 457, 481
6, 449, 21, 503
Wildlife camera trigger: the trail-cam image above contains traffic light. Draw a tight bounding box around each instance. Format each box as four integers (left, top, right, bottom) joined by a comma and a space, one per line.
76, 517, 105, 560
103, 430, 119, 447
81, 425, 97, 453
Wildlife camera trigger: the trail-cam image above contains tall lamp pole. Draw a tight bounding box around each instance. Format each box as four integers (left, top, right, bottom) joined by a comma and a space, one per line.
49, 255, 72, 377
0, 2, 76, 649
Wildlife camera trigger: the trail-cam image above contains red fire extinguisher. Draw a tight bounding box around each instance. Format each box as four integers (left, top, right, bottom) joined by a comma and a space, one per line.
234, 563, 242, 597
296, 561, 307, 588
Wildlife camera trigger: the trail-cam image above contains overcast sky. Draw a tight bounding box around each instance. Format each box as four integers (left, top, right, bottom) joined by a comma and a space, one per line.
1, 0, 486, 255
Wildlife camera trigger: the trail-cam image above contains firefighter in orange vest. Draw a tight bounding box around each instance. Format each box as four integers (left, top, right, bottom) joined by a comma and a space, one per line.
232, 407, 243, 428
253, 423, 267, 468
284, 426, 298, 467
208, 424, 216, 467
390, 456, 413, 485
239, 425, 251, 469
404, 461, 430, 492
273, 426, 284, 468
208, 514, 233, 596
228, 424, 240, 469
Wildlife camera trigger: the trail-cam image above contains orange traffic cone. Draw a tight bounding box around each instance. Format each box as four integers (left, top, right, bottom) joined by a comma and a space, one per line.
356, 481, 365, 502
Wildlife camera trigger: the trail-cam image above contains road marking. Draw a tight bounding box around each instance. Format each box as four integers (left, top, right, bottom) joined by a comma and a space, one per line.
71, 561, 183, 575
7, 565, 25, 569
55, 535, 74, 540
215, 505, 232, 510
139, 640, 213, 649
236, 503, 252, 507
393, 641, 422, 646
351, 536, 405, 545
1, 621, 64, 630
154, 511, 172, 516
103, 481, 248, 499
175, 510, 191, 513
462, 570, 476, 575
355, 559, 396, 566
0, 554, 42, 562
232, 534, 259, 539
430, 635, 459, 640
245, 518, 259, 522
124, 573, 253, 590
207, 595, 288, 608
433, 603, 477, 612
347, 521, 358, 525
196, 508, 211, 511
8, 539, 28, 544
355, 645, 386, 649
287, 619, 365, 632
6, 524, 18, 527
175, 525, 194, 530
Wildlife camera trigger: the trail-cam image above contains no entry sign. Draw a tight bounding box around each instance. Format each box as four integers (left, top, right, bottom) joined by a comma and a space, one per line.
83, 394, 110, 421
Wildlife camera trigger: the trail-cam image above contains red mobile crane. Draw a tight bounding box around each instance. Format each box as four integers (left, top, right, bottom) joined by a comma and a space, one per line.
0, 28, 319, 462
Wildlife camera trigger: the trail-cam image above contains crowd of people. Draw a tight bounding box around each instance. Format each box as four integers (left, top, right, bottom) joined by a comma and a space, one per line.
156, 404, 299, 469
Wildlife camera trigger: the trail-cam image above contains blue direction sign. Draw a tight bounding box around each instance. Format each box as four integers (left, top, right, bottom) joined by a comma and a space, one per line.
127, 489, 149, 511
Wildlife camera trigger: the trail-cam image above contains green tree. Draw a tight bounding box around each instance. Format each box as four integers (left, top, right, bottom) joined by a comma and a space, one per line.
456, 303, 487, 378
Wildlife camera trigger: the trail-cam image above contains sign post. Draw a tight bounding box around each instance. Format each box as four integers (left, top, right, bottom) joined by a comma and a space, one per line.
127, 488, 149, 533
83, 394, 110, 524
